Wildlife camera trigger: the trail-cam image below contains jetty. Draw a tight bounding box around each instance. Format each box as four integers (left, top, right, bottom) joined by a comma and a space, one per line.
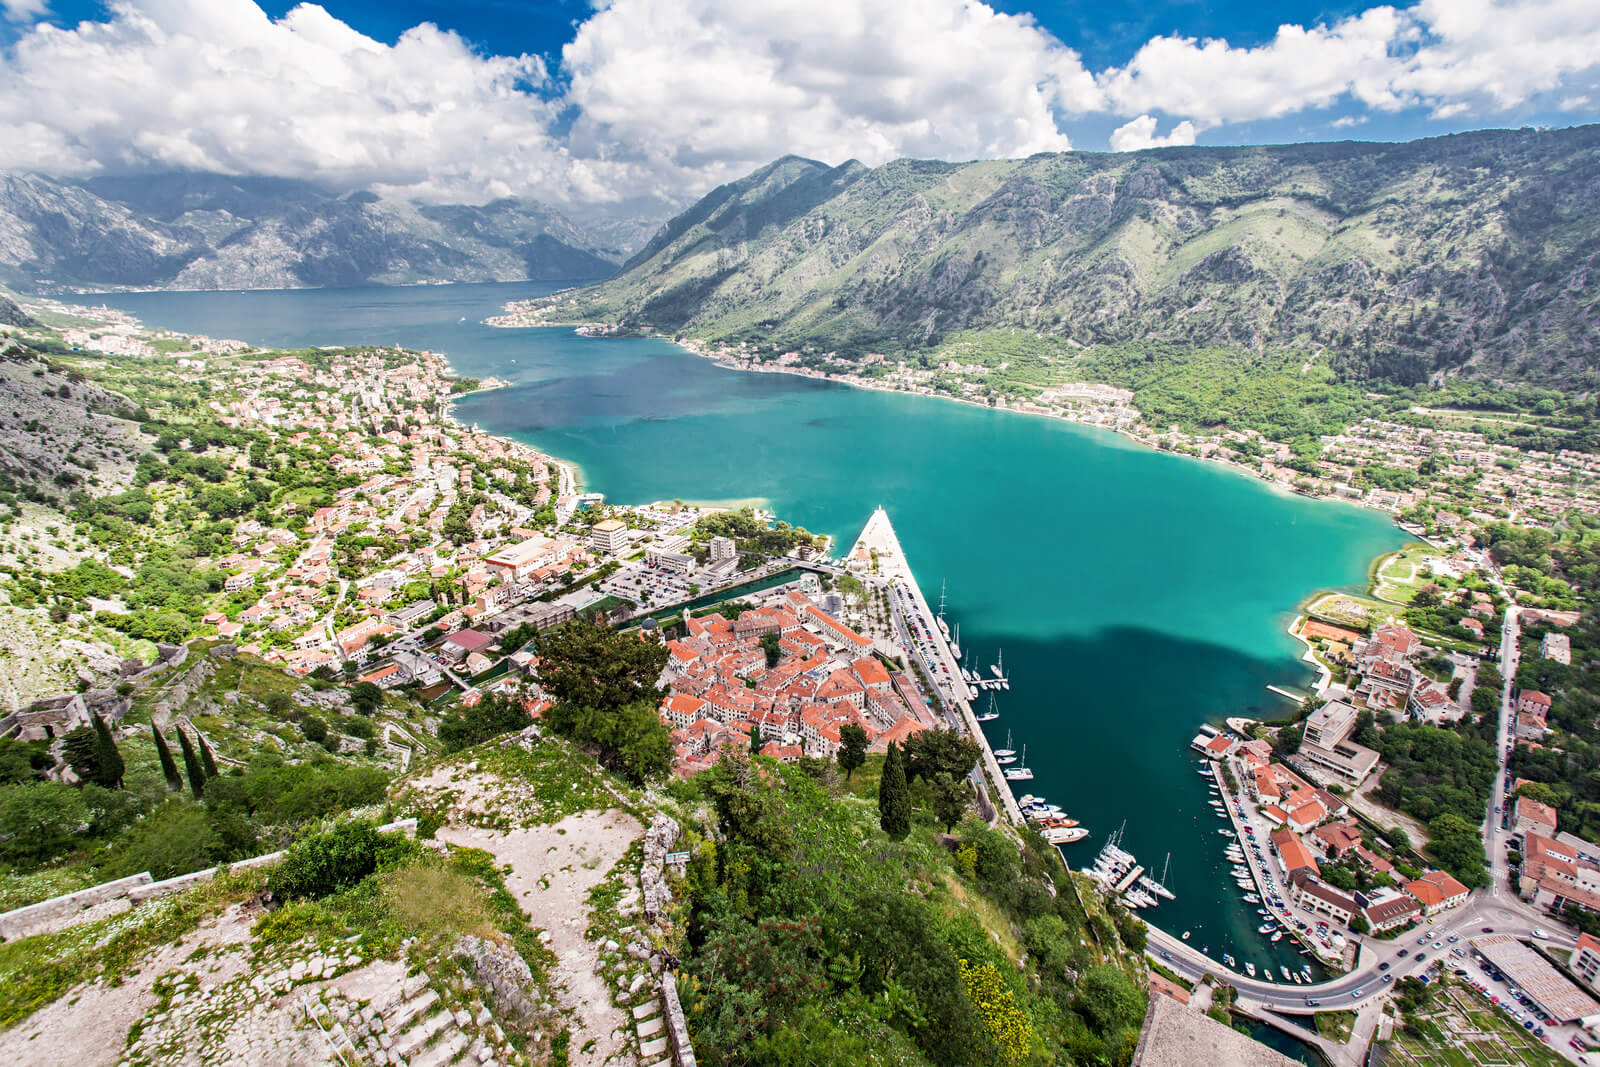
848, 507, 1024, 825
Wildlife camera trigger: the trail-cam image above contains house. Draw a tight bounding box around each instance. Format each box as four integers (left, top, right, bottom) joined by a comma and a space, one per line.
1312, 820, 1363, 859
1287, 800, 1328, 834
1358, 887, 1422, 933
1571, 934, 1600, 994
1270, 827, 1320, 884
1517, 690, 1552, 717
1404, 870, 1470, 915
1514, 796, 1560, 839
1294, 878, 1358, 926
440, 628, 495, 662
1542, 632, 1572, 665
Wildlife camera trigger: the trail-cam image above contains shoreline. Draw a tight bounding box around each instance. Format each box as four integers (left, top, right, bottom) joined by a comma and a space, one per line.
486, 311, 1417, 702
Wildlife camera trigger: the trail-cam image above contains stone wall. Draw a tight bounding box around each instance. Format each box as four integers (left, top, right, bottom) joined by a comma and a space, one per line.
0, 817, 417, 942
660, 972, 697, 1067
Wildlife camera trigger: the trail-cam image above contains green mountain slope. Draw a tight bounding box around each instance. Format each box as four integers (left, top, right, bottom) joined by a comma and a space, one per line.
566, 127, 1600, 389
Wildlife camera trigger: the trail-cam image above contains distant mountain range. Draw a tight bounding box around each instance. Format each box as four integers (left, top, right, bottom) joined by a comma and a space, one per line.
0, 172, 630, 292
566, 126, 1600, 389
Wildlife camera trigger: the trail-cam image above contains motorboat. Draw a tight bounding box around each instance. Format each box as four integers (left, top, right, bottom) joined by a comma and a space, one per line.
1280, 966, 1292, 980
1043, 826, 1089, 845
1245, 962, 1257, 978
1271, 932, 1283, 942
1257, 924, 1275, 935
1182, 931, 1191, 941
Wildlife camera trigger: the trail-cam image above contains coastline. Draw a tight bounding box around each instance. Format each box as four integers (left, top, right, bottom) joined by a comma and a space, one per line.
486, 309, 1417, 703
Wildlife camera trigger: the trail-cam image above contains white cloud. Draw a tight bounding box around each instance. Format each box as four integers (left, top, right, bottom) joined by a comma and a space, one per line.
1109, 115, 1198, 152
2, 0, 47, 22
0, 0, 572, 203
559, 0, 1096, 201
2, 0, 1600, 210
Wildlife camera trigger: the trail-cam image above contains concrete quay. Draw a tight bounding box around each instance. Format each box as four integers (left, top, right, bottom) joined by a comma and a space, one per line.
848, 507, 1024, 826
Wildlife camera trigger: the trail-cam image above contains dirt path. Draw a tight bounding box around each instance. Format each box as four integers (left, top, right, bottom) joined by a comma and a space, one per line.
439, 808, 643, 1067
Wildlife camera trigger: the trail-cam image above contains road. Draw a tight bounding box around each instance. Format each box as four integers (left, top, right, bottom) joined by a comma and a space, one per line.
1486, 604, 1523, 899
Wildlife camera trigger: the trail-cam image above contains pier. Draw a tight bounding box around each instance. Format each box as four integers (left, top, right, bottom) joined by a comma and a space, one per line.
848, 507, 1024, 825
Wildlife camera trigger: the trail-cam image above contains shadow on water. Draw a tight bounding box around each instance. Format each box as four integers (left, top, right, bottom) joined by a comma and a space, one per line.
979, 628, 1331, 976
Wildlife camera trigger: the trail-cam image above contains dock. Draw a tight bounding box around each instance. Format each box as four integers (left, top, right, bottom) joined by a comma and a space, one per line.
848, 507, 1024, 826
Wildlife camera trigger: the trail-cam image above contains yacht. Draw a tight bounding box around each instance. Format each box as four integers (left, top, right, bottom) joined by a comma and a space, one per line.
993, 730, 1017, 764
1043, 825, 1089, 845
1280, 966, 1292, 980
974, 694, 999, 723
950, 623, 961, 662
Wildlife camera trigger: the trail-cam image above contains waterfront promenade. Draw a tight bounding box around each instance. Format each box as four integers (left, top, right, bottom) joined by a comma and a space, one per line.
849, 507, 1024, 826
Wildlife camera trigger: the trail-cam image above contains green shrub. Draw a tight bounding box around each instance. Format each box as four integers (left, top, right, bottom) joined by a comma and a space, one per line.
267, 821, 413, 900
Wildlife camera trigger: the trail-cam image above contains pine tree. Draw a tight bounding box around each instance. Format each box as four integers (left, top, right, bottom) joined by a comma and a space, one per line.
198, 733, 220, 778
878, 742, 910, 838
177, 727, 207, 799
89, 710, 125, 789
151, 724, 183, 792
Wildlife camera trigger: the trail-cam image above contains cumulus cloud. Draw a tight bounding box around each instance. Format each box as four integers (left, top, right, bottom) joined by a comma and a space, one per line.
1, 0, 1599, 207
1109, 115, 1198, 152
0, 0, 572, 203
2, 0, 49, 23
558, 0, 1096, 201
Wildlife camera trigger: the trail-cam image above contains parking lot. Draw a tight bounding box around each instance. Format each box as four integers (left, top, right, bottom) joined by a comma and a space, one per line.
1445, 944, 1595, 1060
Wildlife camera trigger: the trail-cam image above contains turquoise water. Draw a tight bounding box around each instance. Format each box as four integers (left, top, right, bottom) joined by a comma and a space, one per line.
70, 282, 1409, 970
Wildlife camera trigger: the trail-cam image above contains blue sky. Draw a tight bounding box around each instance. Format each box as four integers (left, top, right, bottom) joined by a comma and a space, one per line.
3, 0, 1598, 210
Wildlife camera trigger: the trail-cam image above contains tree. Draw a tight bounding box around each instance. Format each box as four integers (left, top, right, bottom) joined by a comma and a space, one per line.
759, 632, 782, 668
300, 715, 328, 744
1074, 964, 1145, 1035
1427, 811, 1488, 887
749, 724, 764, 755
1351, 912, 1371, 934
878, 743, 910, 838
349, 680, 384, 715
177, 727, 207, 798
537, 619, 672, 782
0, 781, 88, 864
89, 711, 125, 789
197, 733, 220, 779
151, 724, 183, 791
901, 728, 980, 784
61, 725, 103, 785
1470, 687, 1500, 717
438, 693, 530, 753
837, 723, 868, 780
1277, 724, 1304, 754
930, 772, 968, 832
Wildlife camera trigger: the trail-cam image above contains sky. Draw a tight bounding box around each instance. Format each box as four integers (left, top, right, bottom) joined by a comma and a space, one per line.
2, 0, 1599, 215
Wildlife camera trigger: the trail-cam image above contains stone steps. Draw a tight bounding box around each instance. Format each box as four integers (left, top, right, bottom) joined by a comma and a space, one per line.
393, 1008, 451, 1060
410, 1028, 469, 1067
639, 1036, 669, 1060
388, 989, 439, 1033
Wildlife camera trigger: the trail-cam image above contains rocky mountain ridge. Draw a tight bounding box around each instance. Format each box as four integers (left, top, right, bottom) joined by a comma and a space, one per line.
565, 126, 1600, 389
0, 172, 625, 292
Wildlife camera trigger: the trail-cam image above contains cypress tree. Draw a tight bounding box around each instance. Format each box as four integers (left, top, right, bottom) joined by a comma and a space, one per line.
61, 725, 102, 785
89, 710, 125, 789
878, 742, 910, 838
177, 727, 207, 799
749, 724, 763, 755
198, 733, 220, 778
151, 724, 183, 792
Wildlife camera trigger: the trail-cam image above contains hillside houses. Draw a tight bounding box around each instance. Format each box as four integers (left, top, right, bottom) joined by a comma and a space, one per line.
658, 591, 934, 774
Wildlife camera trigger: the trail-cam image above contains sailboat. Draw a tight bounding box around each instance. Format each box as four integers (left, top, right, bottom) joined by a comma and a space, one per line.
991, 649, 1005, 678
994, 730, 1017, 765
950, 622, 961, 661
936, 581, 950, 639
1003, 744, 1033, 781
975, 693, 999, 722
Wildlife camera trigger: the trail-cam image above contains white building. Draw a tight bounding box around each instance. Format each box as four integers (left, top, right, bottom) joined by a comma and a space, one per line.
590, 519, 630, 555
709, 535, 737, 563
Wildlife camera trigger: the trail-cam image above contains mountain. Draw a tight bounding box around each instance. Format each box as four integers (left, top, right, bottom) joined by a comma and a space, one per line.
0, 172, 625, 292
566, 127, 1600, 389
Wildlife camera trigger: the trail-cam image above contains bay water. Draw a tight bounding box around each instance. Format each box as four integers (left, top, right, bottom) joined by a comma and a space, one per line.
71, 281, 1410, 970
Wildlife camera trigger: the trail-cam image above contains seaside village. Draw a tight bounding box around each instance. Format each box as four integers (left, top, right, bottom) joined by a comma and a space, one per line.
68, 342, 938, 774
